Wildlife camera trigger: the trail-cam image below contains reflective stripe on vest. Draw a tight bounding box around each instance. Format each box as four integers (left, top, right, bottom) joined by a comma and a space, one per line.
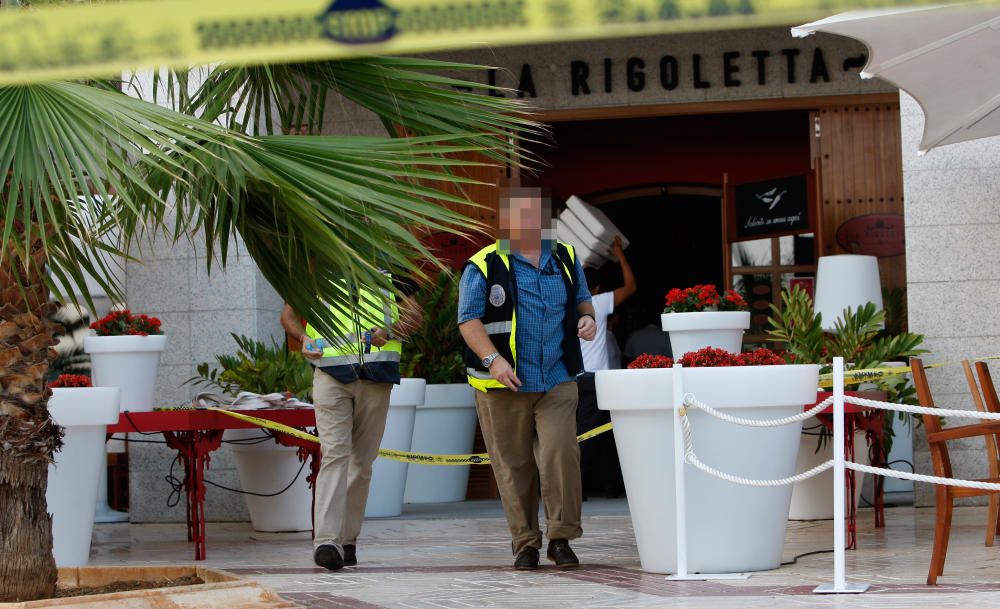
304, 280, 402, 368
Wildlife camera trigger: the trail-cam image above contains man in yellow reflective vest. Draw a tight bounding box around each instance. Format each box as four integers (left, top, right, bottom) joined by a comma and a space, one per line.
458, 187, 597, 570
281, 277, 421, 571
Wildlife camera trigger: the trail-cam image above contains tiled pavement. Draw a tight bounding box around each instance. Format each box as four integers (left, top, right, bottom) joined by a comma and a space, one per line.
90, 499, 1000, 608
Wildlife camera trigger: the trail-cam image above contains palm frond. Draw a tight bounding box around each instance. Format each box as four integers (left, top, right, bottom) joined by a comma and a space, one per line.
0, 82, 241, 310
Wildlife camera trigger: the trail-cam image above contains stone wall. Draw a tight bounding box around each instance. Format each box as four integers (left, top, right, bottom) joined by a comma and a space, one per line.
902, 91, 1000, 506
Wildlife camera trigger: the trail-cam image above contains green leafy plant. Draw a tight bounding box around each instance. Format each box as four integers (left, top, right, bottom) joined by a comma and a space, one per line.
187, 334, 314, 403
767, 285, 928, 453
399, 272, 466, 384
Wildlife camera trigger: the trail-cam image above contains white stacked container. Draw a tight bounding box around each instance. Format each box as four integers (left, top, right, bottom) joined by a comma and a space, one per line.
556, 195, 629, 268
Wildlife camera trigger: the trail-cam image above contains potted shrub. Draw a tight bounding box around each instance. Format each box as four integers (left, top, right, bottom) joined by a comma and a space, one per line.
400, 272, 477, 504
596, 346, 819, 574
45, 375, 120, 566
83, 310, 166, 412
189, 334, 315, 532
767, 286, 927, 520
661, 284, 750, 358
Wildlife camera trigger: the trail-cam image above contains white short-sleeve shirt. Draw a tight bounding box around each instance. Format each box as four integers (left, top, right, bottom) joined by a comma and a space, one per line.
580, 291, 615, 372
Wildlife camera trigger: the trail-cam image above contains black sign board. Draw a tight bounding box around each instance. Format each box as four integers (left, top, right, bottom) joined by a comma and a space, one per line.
733, 175, 810, 240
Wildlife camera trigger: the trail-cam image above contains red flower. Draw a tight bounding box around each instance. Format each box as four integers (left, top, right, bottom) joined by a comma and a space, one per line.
627, 354, 675, 369
91, 310, 164, 336
663, 284, 745, 314
50, 374, 93, 388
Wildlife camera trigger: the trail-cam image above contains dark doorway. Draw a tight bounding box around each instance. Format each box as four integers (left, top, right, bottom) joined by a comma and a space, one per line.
588, 190, 722, 354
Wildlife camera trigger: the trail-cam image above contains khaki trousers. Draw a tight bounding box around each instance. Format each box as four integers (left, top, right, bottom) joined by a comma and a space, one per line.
475, 381, 583, 555
312, 369, 392, 553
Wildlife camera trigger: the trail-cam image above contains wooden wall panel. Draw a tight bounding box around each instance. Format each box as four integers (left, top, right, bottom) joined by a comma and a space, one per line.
816, 103, 906, 292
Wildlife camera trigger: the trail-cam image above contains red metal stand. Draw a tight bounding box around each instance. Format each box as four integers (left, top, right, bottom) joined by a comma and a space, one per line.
109, 409, 321, 560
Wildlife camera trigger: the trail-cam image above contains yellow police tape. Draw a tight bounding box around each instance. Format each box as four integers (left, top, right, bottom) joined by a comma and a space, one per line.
204, 356, 1000, 463
0, 0, 970, 86
207, 407, 613, 465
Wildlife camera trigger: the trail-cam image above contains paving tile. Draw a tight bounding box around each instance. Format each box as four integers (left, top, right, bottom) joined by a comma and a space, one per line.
88, 501, 1000, 609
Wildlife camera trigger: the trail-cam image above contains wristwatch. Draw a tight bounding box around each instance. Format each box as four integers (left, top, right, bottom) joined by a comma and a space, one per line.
481, 352, 501, 369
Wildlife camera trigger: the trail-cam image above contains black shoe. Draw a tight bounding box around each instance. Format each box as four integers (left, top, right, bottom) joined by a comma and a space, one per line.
546, 539, 580, 569
343, 544, 357, 566
314, 544, 344, 571
514, 547, 539, 570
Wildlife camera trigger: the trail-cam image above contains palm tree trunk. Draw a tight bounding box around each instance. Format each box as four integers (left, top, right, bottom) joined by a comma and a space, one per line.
0, 223, 62, 602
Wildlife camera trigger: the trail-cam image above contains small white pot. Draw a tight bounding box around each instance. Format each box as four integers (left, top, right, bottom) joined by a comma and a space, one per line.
365, 378, 425, 517
404, 384, 478, 504
660, 311, 750, 358
788, 422, 868, 520
596, 364, 818, 574
46, 387, 121, 567
225, 428, 314, 532
84, 334, 167, 412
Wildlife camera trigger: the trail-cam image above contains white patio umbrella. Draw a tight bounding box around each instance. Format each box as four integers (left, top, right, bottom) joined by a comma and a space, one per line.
792, 4, 1000, 153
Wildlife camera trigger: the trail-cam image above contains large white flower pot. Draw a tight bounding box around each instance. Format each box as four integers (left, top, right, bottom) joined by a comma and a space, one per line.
46, 387, 121, 566
404, 384, 477, 504
225, 428, 314, 532
788, 422, 867, 520
84, 334, 167, 412
660, 311, 751, 358
365, 378, 425, 517
596, 364, 819, 574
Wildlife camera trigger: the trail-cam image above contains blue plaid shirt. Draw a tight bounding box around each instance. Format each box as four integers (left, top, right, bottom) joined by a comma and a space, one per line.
458, 248, 591, 393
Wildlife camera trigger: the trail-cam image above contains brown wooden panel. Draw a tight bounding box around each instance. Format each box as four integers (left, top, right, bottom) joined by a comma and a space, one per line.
817, 103, 906, 294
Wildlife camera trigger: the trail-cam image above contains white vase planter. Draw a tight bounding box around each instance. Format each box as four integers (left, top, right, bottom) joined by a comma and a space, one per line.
225, 428, 314, 532
365, 378, 425, 518
46, 387, 121, 567
84, 334, 167, 412
404, 384, 477, 504
660, 311, 751, 358
596, 364, 819, 574
788, 423, 868, 520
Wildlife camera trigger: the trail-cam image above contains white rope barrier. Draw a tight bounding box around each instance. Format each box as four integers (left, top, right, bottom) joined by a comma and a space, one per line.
675, 357, 1000, 594
679, 408, 834, 486
683, 394, 833, 427
845, 395, 1000, 421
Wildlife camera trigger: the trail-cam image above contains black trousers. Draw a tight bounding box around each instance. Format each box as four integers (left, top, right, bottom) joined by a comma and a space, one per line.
576, 373, 625, 497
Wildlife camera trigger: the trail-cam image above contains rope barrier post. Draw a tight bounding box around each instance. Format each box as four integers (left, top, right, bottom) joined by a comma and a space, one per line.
815, 357, 869, 594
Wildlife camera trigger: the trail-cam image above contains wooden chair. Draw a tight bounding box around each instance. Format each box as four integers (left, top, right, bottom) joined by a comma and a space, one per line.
961, 360, 1000, 546
974, 361, 1000, 541
911, 358, 1000, 584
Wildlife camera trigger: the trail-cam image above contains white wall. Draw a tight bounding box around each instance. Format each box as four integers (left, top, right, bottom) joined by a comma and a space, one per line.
902, 91, 1000, 506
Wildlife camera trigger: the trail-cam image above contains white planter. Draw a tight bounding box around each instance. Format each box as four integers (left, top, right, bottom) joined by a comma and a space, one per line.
596, 364, 819, 574
84, 334, 167, 412
660, 311, 750, 358
788, 421, 868, 520
365, 378, 425, 517
46, 387, 121, 566
225, 428, 314, 532
404, 384, 477, 504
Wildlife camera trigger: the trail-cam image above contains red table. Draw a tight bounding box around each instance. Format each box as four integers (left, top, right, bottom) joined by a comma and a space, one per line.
108, 409, 320, 560
810, 395, 887, 550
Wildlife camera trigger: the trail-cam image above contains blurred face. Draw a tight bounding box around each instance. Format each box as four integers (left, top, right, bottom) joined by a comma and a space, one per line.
499, 188, 552, 252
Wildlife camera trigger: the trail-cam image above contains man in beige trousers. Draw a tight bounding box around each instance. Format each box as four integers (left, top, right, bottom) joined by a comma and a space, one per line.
459, 188, 597, 570
281, 277, 420, 571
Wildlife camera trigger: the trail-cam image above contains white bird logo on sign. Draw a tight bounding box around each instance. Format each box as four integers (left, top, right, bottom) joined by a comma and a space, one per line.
756, 187, 787, 210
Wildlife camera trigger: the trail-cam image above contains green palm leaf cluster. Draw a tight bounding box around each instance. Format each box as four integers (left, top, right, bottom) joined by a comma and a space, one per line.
1, 58, 540, 343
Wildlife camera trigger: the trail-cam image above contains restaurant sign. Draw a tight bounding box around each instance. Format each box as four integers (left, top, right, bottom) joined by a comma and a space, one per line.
835, 214, 905, 257
732, 175, 811, 241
